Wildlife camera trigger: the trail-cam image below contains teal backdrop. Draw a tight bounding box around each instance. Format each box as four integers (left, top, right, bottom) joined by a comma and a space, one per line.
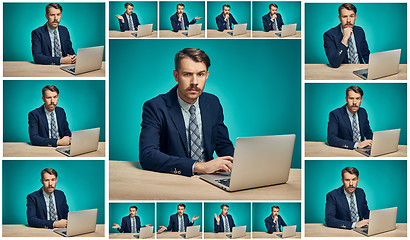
305, 3, 407, 64
252, 1, 301, 31
160, 1, 205, 30
252, 202, 301, 232
2, 160, 105, 224
109, 39, 301, 168
305, 83, 407, 145
157, 203, 202, 231
207, 1, 250, 30
204, 202, 250, 232
109, 1, 158, 30
3, 80, 106, 143
3, 3, 105, 62
109, 203, 155, 233
305, 160, 407, 223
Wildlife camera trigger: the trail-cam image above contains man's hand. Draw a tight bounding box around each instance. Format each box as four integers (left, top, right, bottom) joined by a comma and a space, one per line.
178, 14, 183, 20
355, 219, 369, 228
115, 15, 124, 21
158, 226, 167, 233
60, 54, 76, 64
194, 156, 234, 174
214, 213, 220, 224
112, 223, 120, 229
271, 14, 277, 20
194, 16, 203, 20
224, 14, 229, 21
357, 140, 372, 149
192, 216, 200, 222
341, 27, 353, 45
57, 136, 71, 146
143, 224, 152, 227
54, 219, 67, 228
273, 216, 278, 222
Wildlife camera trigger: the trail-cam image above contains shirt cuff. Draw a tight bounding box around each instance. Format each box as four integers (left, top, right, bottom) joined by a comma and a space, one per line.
352, 222, 357, 229
354, 142, 359, 149
192, 162, 196, 176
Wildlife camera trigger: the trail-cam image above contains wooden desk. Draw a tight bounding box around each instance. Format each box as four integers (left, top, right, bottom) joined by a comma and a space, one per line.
207, 29, 251, 38
305, 64, 407, 80
159, 30, 205, 38
109, 160, 300, 200
2, 224, 105, 237
252, 231, 301, 238
157, 231, 201, 239
110, 232, 154, 239
252, 31, 301, 39
305, 141, 407, 157
3, 142, 106, 158
305, 223, 407, 237
205, 232, 250, 239
109, 30, 158, 38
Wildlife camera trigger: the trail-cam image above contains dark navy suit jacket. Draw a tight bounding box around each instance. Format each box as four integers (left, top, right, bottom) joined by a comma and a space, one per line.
323, 24, 370, 68
26, 188, 69, 229
264, 215, 287, 233
216, 13, 238, 31
170, 12, 197, 32
166, 213, 193, 232
327, 104, 373, 150
119, 13, 140, 32
262, 13, 284, 32
117, 215, 141, 233
31, 24, 75, 65
28, 104, 71, 147
139, 85, 234, 177
214, 214, 235, 233
325, 186, 370, 229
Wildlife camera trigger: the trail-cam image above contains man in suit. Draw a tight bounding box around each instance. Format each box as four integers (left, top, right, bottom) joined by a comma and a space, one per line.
112, 206, 151, 233
28, 85, 71, 147
26, 168, 69, 229
214, 204, 235, 233
323, 3, 370, 68
325, 167, 370, 229
158, 204, 199, 232
31, 3, 76, 65
170, 3, 202, 32
327, 86, 373, 150
265, 206, 287, 233
262, 3, 284, 32
216, 4, 238, 31
116, 2, 140, 32
139, 48, 234, 177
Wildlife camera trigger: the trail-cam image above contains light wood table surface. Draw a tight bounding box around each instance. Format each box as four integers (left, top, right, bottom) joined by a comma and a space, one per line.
305, 64, 407, 80
252, 30, 301, 38
109, 30, 158, 38
110, 232, 154, 239
205, 232, 250, 239
252, 231, 301, 238
3, 142, 105, 157
305, 223, 407, 237
2, 224, 105, 237
157, 231, 201, 239
4, 61, 106, 77
159, 30, 205, 38
305, 141, 407, 157
207, 29, 251, 38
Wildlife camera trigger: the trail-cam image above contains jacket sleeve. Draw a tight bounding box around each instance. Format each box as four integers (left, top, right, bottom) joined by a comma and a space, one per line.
230, 14, 238, 25
214, 217, 222, 233
361, 110, 373, 140
277, 14, 284, 30
323, 30, 348, 68
59, 192, 69, 220
60, 109, 72, 137
230, 215, 236, 228
280, 215, 287, 227
170, 15, 180, 32
265, 217, 274, 234
118, 217, 126, 233
359, 28, 370, 64
119, 17, 127, 32
166, 215, 174, 231
325, 192, 353, 229
62, 27, 75, 56
216, 16, 225, 31
327, 111, 355, 150
135, 14, 141, 28
262, 16, 270, 32
31, 30, 61, 65
28, 111, 58, 147
27, 194, 54, 229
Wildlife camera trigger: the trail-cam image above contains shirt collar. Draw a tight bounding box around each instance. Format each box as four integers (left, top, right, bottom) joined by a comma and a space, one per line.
47, 24, 59, 34
177, 91, 200, 113
44, 105, 55, 115
42, 188, 54, 197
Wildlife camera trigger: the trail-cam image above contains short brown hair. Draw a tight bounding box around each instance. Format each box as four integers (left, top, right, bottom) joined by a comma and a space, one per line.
178, 204, 186, 209
269, 3, 278, 9
41, 168, 58, 179
125, 2, 134, 8
346, 86, 363, 97
177, 3, 185, 8
221, 204, 229, 209
130, 206, 138, 211
42, 85, 59, 97
338, 3, 357, 15
341, 167, 359, 178
175, 48, 211, 71
46, 3, 62, 14
271, 205, 280, 211
222, 4, 231, 10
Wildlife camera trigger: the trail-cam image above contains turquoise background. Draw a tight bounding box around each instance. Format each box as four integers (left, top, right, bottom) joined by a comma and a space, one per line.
305, 160, 407, 223
305, 83, 407, 145
3, 80, 106, 143
207, 1, 251, 30
109, 1, 158, 31
160, 1, 205, 30
157, 202, 202, 231
305, 3, 407, 64
109, 39, 301, 168
252, 202, 301, 232
204, 202, 250, 232
109, 203, 155, 233
2, 160, 105, 224
252, 1, 301, 31
3, 3, 105, 62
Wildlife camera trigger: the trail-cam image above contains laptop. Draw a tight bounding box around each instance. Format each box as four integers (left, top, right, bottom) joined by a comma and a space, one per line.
53, 209, 98, 237
227, 23, 247, 36
131, 24, 153, 38
226, 226, 246, 238
277, 225, 297, 238
182, 23, 202, 37
200, 134, 295, 192
354, 207, 397, 236
180, 225, 201, 238
56, 127, 100, 157
355, 129, 400, 157
275, 24, 297, 37
60, 46, 104, 75
135, 226, 154, 239
353, 49, 401, 80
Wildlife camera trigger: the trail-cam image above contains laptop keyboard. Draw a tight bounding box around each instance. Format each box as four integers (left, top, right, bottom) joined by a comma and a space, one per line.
216, 178, 230, 187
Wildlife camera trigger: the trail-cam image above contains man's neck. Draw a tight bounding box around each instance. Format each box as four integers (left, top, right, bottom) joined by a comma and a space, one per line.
47, 23, 58, 30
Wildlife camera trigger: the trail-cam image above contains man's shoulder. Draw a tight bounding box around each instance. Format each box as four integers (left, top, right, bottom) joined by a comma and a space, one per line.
200, 91, 220, 104
327, 186, 343, 197
29, 106, 43, 115
27, 188, 42, 198
54, 189, 66, 197
355, 187, 365, 195
216, 13, 223, 19
32, 24, 47, 34
324, 24, 340, 37
329, 105, 346, 116
353, 25, 365, 34
262, 13, 270, 19
264, 215, 271, 221
171, 12, 178, 18
122, 215, 130, 221
58, 25, 69, 34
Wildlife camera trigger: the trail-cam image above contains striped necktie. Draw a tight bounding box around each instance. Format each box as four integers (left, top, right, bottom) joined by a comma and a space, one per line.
53, 30, 62, 58
352, 113, 360, 143
348, 36, 359, 64
50, 112, 58, 139
49, 194, 58, 221
189, 105, 202, 161
350, 194, 359, 222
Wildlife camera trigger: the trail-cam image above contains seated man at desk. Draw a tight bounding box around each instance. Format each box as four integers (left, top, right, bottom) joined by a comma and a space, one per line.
327, 86, 373, 150
28, 85, 71, 147
170, 3, 202, 32
26, 168, 69, 229
323, 3, 370, 68
116, 2, 140, 32
216, 4, 238, 31
112, 205, 151, 233
139, 48, 234, 177
31, 3, 76, 65
265, 206, 287, 233
262, 3, 284, 32
325, 167, 370, 229
214, 204, 235, 233
158, 204, 199, 232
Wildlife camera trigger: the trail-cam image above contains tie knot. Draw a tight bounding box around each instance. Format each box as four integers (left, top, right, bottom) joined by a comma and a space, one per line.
189, 105, 196, 115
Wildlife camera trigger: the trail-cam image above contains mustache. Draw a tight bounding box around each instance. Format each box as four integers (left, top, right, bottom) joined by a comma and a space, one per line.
186, 86, 201, 91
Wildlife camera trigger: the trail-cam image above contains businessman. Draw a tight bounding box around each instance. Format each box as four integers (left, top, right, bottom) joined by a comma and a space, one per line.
265, 206, 287, 233
327, 86, 373, 150
158, 204, 199, 232
139, 48, 234, 177
28, 85, 71, 147
323, 3, 370, 68
262, 3, 284, 32
325, 167, 370, 229
31, 3, 76, 65
26, 168, 69, 229
112, 206, 151, 233
116, 2, 140, 32
170, 3, 202, 32
214, 204, 235, 233
216, 4, 238, 31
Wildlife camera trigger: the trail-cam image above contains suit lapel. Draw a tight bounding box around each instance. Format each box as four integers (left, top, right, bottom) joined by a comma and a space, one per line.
355, 190, 363, 219
199, 96, 210, 159
166, 87, 188, 156
55, 108, 64, 137
341, 105, 353, 140
220, 214, 224, 230
39, 106, 50, 137
38, 188, 48, 219
357, 109, 365, 141
338, 187, 352, 219
42, 24, 53, 56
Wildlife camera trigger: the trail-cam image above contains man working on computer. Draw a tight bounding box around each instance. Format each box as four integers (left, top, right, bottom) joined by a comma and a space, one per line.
31, 3, 76, 65
265, 205, 287, 233
216, 4, 238, 31
139, 48, 234, 177
327, 86, 373, 150
214, 204, 235, 233
323, 3, 370, 68
116, 2, 140, 32
262, 3, 284, 32
112, 205, 151, 233
28, 85, 71, 147
26, 168, 69, 229
170, 3, 202, 32
158, 204, 199, 233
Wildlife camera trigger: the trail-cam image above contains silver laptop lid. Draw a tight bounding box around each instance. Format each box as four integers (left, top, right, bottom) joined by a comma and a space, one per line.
74, 46, 104, 75
186, 225, 200, 238
282, 225, 297, 238
138, 24, 153, 37
66, 209, 98, 237
231, 226, 246, 238
70, 127, 100, 156
281, 24, 297, 37
139, 225, 154, 238
188, 23, 202, 36
233, 23, 247, 35
368, 207, 397, 235
368, 49, 401, 80
371, 129, 400, 157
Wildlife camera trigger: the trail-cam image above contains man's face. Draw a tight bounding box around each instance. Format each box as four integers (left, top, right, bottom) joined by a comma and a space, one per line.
269, 6, 277, 15
41, 172, 57, 195
129, 207, 137, 217
339, 8, 356, 29
125, 5, 133, 15
221, 206, 229, 216
174, 57, 209, 104
342, 172, 359, 194
45, 7, 62, 29
177, 5, 185, 15
42, 90, 59, 112
177, 206, 185, 216
271, 208, 279, 217
345, 90, 362, 114
223, 6, 230, 16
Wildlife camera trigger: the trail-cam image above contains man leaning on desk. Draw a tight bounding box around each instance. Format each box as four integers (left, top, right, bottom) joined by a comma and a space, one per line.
170, 3, 202, 32
262, 3, 284, 32
323, 3, 370, 68
116, 2, 140, 32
